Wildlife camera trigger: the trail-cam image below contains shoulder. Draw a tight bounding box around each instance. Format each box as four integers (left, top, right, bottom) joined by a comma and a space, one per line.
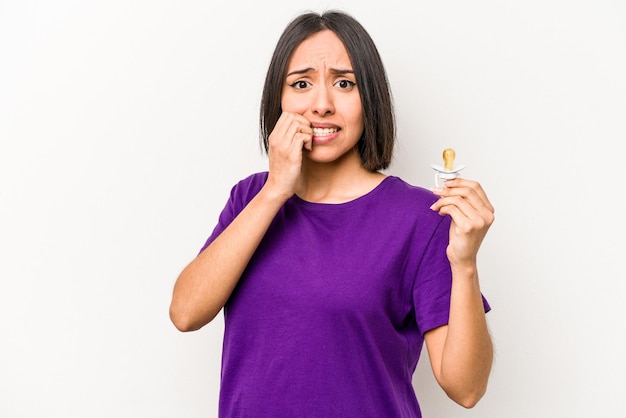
221, 172, 269, 213
376, 176, 450, 230
380, 176, 440, 210
230, 172, 268, 197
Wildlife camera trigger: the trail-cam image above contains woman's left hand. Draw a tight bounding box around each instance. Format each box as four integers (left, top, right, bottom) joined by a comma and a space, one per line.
430, 178, 495, 267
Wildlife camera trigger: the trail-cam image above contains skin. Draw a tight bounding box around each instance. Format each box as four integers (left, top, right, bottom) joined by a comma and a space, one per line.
170, 30, 494, 409
427, 178, 495, 407
272, 30, 385, 203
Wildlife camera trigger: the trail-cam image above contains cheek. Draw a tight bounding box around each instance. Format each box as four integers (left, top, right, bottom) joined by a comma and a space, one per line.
353, 113, 365, 142
350, 103, 364, 130
281, 93, 304, 113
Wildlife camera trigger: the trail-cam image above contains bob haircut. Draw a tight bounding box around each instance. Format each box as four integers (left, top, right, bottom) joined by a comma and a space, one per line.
260, 10, 395, 171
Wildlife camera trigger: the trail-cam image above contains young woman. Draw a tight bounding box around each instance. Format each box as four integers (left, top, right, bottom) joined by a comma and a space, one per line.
170, 10, 494, 417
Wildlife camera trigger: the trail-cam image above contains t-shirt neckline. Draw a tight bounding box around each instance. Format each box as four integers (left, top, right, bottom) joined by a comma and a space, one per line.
290, 175, 396, 210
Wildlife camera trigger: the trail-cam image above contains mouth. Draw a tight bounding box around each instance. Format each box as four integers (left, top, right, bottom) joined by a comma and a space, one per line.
312, 127, 339, 137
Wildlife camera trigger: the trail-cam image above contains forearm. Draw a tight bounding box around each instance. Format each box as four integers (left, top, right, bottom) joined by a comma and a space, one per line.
169, 186, 287, 331
424, 264, 493, 408
427, 178, 494, 407
429, 263, 493, 408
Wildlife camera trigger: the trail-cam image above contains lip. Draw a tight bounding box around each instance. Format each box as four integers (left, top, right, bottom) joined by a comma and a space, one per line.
311, 123, 341, 144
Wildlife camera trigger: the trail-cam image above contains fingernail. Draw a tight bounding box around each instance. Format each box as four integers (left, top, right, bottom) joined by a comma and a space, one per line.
431, 187, 444, 193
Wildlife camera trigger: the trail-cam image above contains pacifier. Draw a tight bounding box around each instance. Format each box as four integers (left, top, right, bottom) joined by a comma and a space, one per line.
430, 148, 465, 187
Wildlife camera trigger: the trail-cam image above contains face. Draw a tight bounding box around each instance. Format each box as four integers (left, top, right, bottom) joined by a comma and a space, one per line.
282, 30, 364, 164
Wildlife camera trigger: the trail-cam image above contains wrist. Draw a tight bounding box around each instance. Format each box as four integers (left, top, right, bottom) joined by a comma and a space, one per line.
258, 182, 293, 207
450, 261, 478, 281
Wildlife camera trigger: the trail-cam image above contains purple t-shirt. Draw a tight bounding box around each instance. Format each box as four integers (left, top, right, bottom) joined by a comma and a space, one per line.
200, 172, 490, 418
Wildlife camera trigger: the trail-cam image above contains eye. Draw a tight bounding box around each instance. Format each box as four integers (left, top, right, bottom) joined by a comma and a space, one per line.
290, 80, 310, 89
336, 79, 356, 90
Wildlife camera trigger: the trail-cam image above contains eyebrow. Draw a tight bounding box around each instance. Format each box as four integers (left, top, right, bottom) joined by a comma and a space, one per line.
286, 67, 355, 77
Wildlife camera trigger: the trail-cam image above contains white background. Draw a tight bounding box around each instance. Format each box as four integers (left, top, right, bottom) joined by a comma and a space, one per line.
1, 1, 625, 417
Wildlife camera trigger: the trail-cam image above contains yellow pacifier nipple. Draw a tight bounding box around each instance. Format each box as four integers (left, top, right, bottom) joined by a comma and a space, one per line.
443, 148, 456, 172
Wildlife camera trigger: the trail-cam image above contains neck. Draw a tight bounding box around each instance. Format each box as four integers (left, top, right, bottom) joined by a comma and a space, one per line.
297, 150, 385, 203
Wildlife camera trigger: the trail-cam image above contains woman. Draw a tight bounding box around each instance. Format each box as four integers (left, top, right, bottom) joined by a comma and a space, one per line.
170, 10, 494, 417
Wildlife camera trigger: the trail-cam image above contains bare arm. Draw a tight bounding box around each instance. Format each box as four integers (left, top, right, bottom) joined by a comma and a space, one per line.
169, 186, 288, 331
425, 178, 495, 408
169, 112, 312, 332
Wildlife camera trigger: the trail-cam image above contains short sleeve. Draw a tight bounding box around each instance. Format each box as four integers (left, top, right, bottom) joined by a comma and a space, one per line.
412, 215, 454, 336
197, 172, 268, 254
412, 215, 491, 336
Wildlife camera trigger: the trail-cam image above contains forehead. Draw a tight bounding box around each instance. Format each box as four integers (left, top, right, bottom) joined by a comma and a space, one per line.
288, 30, 352, 69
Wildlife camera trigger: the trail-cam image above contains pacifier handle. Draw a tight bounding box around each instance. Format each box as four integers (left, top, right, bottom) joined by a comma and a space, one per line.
434, 171, 459, 187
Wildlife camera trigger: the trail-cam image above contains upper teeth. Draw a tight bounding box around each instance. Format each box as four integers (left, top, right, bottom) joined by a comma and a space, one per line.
313, 128, 337, 136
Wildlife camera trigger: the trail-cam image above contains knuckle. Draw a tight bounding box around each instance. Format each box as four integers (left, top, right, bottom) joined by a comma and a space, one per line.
452, 196, 464, 205
470, 180, 481, 189
460, 223, 473, 234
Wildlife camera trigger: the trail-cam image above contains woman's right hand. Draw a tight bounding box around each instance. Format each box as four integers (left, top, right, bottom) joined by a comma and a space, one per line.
171, 111, 311, 330
265, 112, 312, 199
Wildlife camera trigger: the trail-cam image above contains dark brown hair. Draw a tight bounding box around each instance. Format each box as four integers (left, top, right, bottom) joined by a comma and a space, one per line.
259, 10, 395, 171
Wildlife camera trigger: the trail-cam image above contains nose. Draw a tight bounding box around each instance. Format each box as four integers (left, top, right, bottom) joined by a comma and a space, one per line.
311, 85, 334, 116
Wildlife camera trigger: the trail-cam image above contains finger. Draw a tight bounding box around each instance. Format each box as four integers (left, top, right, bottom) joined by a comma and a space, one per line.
432, 194, 476, 223
432, 181, 494, 217
301, 133, 313, 151
440, 178, 494, 213
433, 196, 495, 233
436, 199, 489, 229
286, 114, 312, 150
281, 112, 311, 132
290, 130, 312, 152
437, 205, 472, 237
273, 112, 296, 137
431, 179, 495, 223
431, 186, 479, 215
434, 201, 494, 250
271, 112, 305, 136
284, 113, 313, 148
270, 113, 311, 155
